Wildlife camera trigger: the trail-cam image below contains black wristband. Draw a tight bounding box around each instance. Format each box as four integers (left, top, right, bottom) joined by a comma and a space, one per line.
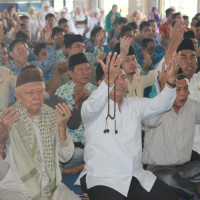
166, 81, 176, 88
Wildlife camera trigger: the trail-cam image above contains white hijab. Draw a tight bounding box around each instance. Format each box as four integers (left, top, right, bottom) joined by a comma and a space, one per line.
86, 7, 100, 38
57, 8, 77, 34
74, 6, 87, 22
39, 1, 54, 28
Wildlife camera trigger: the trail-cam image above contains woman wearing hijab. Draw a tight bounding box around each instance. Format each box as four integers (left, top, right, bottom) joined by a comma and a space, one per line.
105, 4, 120, 32
6, 5, 17, 32
148, 6, 161, 27
27, 6, 39, 38
86, 7, 100, 38
57, 8, 77, 34
73, 6, 87, 35
38, 1, 54, 28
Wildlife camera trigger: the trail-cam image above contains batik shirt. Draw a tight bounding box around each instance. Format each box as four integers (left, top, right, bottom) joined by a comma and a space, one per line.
55, 80, 97, 144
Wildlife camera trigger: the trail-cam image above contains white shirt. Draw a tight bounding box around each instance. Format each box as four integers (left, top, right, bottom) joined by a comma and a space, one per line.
155, 59, 200, 154
186, 72, 200, 154
76, 80, 176, 197
0, 115, 74, 199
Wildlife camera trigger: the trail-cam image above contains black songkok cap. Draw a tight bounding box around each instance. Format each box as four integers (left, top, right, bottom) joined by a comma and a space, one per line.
113, 42, 135, 56
176, 39, 195, 53
64, 34, 83, 48
16, 69, 44, 88
183, 30, 195, 39
68, 53, 88, 71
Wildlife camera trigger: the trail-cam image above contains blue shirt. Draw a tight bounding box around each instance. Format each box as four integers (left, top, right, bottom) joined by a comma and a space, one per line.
3, 45, 57, 105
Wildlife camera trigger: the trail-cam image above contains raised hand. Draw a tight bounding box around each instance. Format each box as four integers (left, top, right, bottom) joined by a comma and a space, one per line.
168, 19, 185, 52
1, 107, 20, 131
143, 50, 152, 70
96, 52, 106, 63
56, 61, 68, 74
44, 24, 52, 43
158, 61, 167, 91
120, 36, 131, 59
73, 83, 90, 110
55, 103, 71, 141
0, 107, 20, 149
0, 24, 4, 44
85, 42, 92, 52
166, 52, 180, 88
96, 52, 122, 86
55, 103, 71, 126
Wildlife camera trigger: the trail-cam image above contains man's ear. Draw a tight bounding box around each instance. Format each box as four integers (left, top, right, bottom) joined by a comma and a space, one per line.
66, 47, 70, 55
14, 91, 21, 103
98, 80, 102, 86
34, 54, 39, 60
9, 51, 14, 58
68, 70, 73, 79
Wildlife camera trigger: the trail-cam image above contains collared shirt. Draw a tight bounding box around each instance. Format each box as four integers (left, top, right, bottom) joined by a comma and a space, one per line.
155, 59, 200, 154
0, 92, 4, 112
159, 21, 171, 36
4, 45, 57, 105
186, 72, 200, 154
134, 40, 165, 69
75, 80, 176, 197
55, 80, 97, 144
0, 115, 74, 199
0, 67, 17, 108
126, 69, 155, 98
143, 99, 200, 166
5, 45, 57, 80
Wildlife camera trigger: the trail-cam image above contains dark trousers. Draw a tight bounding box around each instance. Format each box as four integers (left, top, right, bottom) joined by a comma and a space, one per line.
146, 161, 200, 200
190, 151, 200, 162
80, 175, 179, 200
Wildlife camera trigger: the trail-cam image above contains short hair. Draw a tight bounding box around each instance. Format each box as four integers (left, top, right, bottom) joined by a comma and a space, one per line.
148, 19, 156, 24
119, 25, 133, 37
195, 13, 200, 18
15, 31, 29, 42
196, 21, 200, 28
172, 12, 181, 21
192, 16, 199, 22
118, 17, 128, 25
7, 5, 15, 14
51, 26, 64, 38
9, 39, 28, 52
33, 42, 46, 56
45, 13, 55, 21
139, 21, 150, 32
91, 25, 102, 39
165, 8, 175, 17
20, 15, 29, 21
58, 18, 68, 26
1, 42, 6, 48
141, 38, 155, 48
176, 72, 186, 80
161, 35, 170, 49
3, 26, 7, 35
21, 64, 38, 72
127, 22, 138, 30
96, 59, 106, 82
183, 15, 189, 20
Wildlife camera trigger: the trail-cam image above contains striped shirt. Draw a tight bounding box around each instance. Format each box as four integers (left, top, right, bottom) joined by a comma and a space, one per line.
143, 99, 200, 165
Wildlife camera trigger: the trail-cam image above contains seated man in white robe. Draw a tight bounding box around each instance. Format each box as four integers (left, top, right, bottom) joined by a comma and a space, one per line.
0, 67, 80, 200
